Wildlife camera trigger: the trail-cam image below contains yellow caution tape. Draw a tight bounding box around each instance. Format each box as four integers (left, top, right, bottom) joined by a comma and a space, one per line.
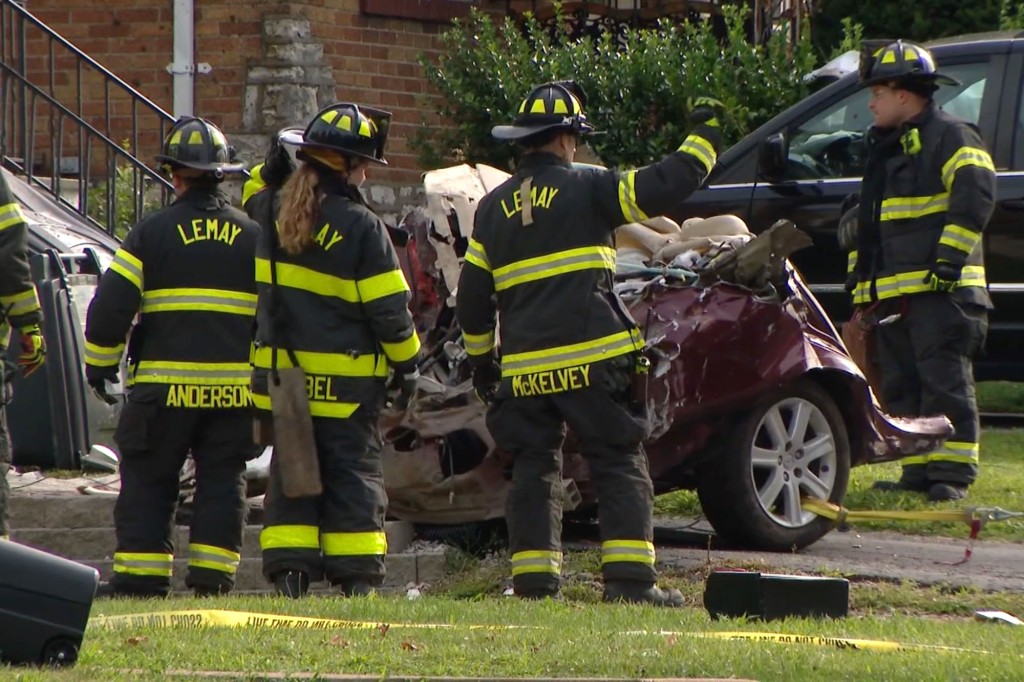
687, 631, 991, 655
89, 609, 524, 631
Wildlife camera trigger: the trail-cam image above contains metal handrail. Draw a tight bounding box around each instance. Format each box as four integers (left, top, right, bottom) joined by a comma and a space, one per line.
0, 0, 176, 237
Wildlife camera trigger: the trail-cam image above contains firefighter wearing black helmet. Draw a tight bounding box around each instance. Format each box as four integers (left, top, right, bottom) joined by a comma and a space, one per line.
0, 171, 45, 543
456, 81, 725, 606
252, 103, 420, 598
85, 116, 261, 597
847, 41, 995, 501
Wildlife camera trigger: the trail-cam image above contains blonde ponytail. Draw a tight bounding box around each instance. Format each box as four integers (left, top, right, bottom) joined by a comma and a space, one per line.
277, 165, 322, 254
277, 151, 350, 254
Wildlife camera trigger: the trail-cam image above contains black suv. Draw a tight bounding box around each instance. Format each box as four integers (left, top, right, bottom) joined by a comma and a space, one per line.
669, 31, 1024, 381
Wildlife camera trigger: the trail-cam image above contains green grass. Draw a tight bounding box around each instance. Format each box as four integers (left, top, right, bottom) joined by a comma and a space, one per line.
977, 381, 1024, 413
657, 428, 1024, 542
9, 578, 1023, 682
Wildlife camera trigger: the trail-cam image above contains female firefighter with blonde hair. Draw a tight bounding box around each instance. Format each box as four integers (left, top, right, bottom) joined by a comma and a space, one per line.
251, 103, 420, 598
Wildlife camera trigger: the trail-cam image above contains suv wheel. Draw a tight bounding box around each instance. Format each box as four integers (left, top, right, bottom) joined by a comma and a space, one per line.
697, 379, 850, 551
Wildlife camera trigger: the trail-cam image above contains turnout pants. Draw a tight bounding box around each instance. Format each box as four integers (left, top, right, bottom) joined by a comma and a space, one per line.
875, 292, 988, 487
260, 410, 388, 586
487, 384, 655, 595
0, 368, 11, 541
111, 393, 251, 595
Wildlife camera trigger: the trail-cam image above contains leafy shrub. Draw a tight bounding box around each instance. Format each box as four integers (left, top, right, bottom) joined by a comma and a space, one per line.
86, 144, 164, 238
414, 4, 817, 171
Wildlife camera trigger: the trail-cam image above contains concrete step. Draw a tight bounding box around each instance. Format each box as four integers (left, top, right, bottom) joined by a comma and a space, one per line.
9, 494, 118, 530
8, 521, 416, 561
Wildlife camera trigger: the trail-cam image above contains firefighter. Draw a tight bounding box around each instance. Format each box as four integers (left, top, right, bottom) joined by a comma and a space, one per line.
85, 117, 260, 596
455, 81, 724, 605
252, 103, 420, 599
0, 172, 45, 542
849, 41, 995, 501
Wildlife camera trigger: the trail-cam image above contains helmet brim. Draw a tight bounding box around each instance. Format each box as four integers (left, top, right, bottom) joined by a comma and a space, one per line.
491, 121, 595, 141
155, 156, 246, 174
861, 72, 960, 88
292, 139, 388, 165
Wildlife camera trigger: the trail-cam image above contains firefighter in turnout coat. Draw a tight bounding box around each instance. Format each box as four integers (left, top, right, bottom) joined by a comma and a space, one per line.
85, 117, 260, 596
0, 171, 45, 542
849, 42, 996, 502
251, 103, 420, 598
456, 81, 724, 605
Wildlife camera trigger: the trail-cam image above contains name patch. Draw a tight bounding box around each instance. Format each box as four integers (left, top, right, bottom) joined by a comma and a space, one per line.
511, 364, 591, 398
500, 185, 560, 220
166, 384, 252, 408
177, 218, 243, 246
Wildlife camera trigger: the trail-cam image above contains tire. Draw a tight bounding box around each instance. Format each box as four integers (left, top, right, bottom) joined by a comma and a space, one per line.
41, 637, 79, 666
697, 379, 850, 551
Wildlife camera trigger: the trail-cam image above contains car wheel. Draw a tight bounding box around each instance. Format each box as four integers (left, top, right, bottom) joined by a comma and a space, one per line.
41, 637, 79, 666
697, 379, 850, 551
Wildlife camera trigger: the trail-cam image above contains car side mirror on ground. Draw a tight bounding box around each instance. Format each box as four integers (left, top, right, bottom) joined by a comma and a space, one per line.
757, 132, 789, 182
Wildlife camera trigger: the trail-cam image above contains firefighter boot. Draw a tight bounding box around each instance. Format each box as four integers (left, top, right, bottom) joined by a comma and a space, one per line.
928, 482, 968, 502
603, 581, 684, 607
338, 579, 375, 597
273, 571, 310, 599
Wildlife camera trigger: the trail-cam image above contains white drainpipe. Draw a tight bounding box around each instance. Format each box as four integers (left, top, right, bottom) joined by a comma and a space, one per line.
166, 0, 210, 118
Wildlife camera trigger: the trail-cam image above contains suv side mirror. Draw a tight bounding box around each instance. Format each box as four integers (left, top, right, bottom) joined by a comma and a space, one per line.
758, 132, 789, 181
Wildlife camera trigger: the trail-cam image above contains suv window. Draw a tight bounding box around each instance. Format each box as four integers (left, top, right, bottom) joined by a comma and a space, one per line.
783, 62, 989, 181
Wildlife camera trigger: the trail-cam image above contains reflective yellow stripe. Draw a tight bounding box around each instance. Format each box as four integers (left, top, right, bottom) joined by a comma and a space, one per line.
380, 333, 421, 364
928, 440, 979, 465
510, 550, 562, 576
141, 288, 257, 316
321, 531, 388, 557
0, 287, 40, 317
357, 269, 410, 303
188, 543, 240, 574
85, 340, 125, 367
253, 346, 388, 377
502, 328, 642, 377
847, 250, 857, 274
618, 170, 648, 223
900, 455, 928, 466
938, 225, 980, 255
109, 247, 144, 291
242, 163, 267, 207
880, 193, 949, 221
133, 360, 251, 385
260, 525, 321, 551
867, 265, 986, 299
252, 391, 361, 419
941, 146, 995, 191
601, 539, 656, 565
113, 552, 173, 577
677, 133, 717, 175
256, 258, 359, 301
464, 238, 490, 271
492, 246, 616, 292
463, 329, 496, 357
0, 201, 24, 231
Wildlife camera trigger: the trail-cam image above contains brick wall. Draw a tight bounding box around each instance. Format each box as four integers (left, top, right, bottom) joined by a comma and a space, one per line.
18, 0, 511, 189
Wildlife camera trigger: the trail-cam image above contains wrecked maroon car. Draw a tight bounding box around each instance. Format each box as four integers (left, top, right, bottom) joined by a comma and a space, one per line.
380, 165, 950, 552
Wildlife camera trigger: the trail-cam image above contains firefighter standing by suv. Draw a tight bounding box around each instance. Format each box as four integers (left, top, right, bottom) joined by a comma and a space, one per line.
850, 41, 996, 502
84, 117, 261, 597
0, 172, 46, 542
455, 81, 724, 606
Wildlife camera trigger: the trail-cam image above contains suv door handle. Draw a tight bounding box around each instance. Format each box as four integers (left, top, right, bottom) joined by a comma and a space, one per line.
1000, 198, 1024, 211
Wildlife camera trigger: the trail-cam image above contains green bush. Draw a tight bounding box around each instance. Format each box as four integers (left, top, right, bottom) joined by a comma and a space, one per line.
86, 145, 164, 238
414, 4, 817, 171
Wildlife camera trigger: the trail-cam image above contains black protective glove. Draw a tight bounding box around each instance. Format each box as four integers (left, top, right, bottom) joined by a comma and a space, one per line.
687, 96, 726, 128
471, 359, 502, 405
923, 260, 962, 293
844, 272, 858, 295
85, 364, 119, 405
387, 368, 420, 411
262, 135, 295, 189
